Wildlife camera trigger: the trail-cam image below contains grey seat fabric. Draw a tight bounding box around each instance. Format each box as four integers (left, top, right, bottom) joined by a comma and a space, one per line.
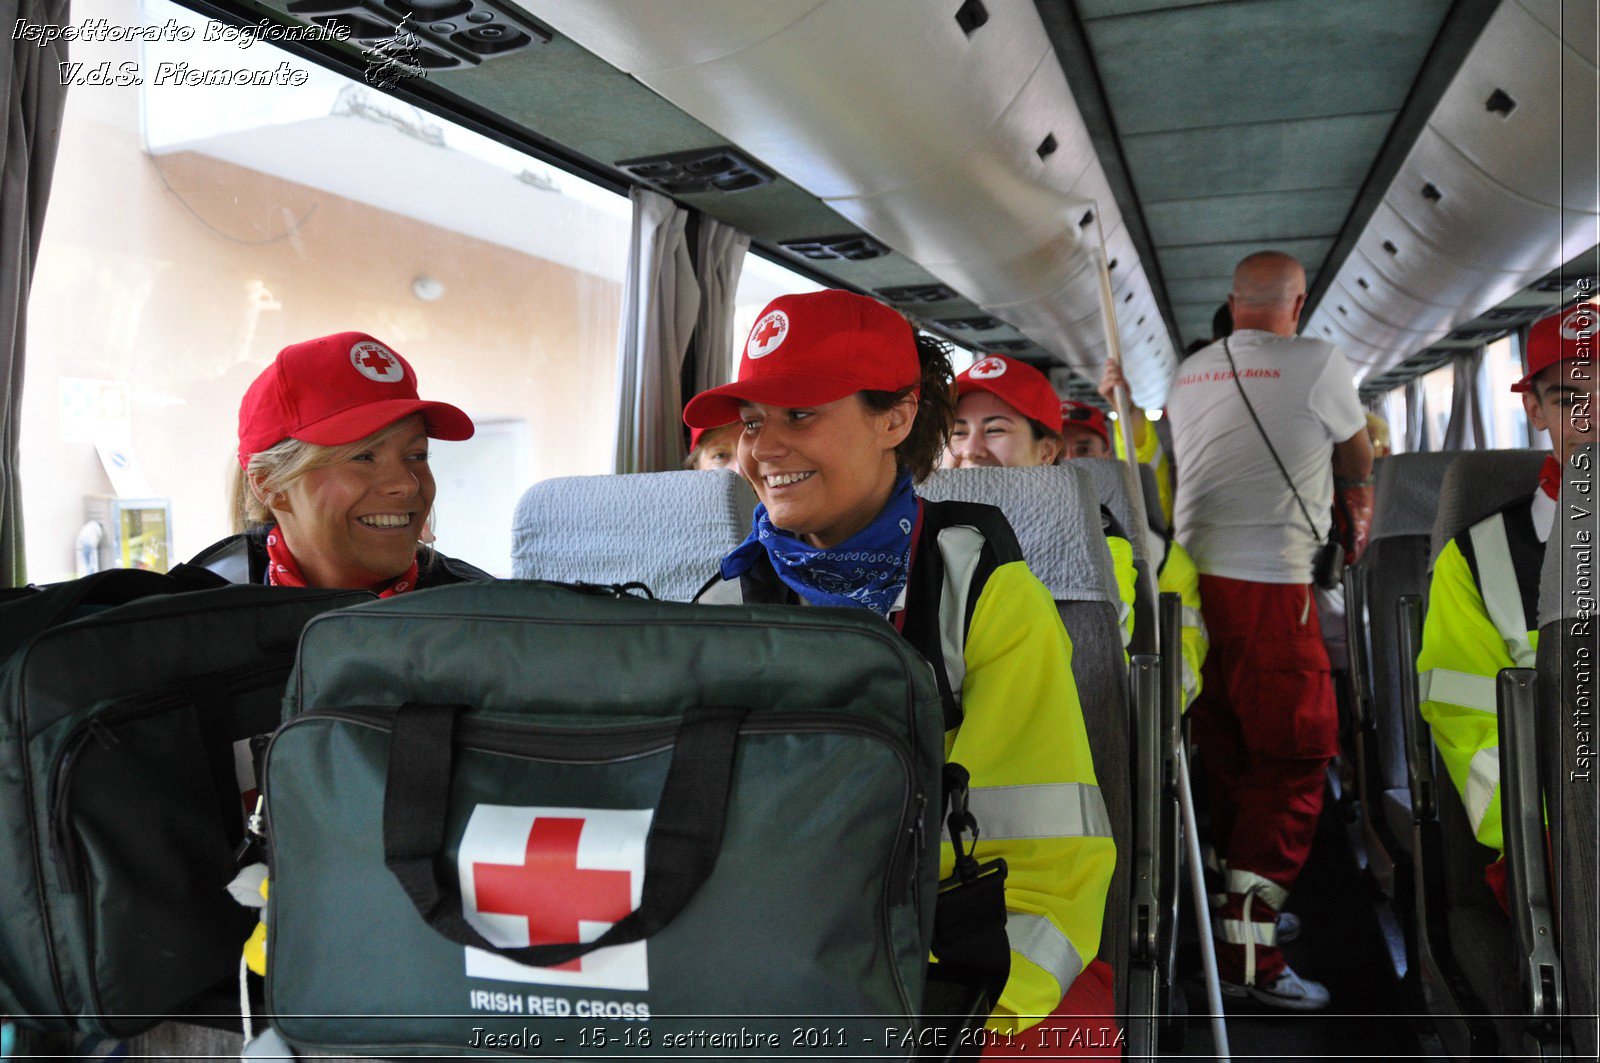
1073, 458, 1149, 566
1139, 464, 1166, 538
1537, 444, 1597, 1058
1428, 449, 1548, 564
916, 466, 1131, 1005
1362, 453, 1460, 850
511, 470, 756, 601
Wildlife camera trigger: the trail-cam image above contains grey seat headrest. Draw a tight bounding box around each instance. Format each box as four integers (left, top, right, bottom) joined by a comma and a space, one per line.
1540, 443, 1597, 627
1430, 449, 1548, 564
916, 465, 1118, 603
1139, 464, 1167, 538
511, 470, 756, 601
1369, 453, 1461, 543
1074, 458, 1149, 564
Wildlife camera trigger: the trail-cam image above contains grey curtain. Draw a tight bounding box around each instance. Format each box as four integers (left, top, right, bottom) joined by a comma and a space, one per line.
1404, 380, 1428, 453
613, 188, 701, 474
0, 0, 70, 586
1441, 346, 1486, 451
688, 217, 750, 399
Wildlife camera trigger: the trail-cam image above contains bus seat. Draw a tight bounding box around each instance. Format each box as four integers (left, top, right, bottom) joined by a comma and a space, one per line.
1075, 457, 1158, 656
510, 471, 755, 600
1536, 444, 1595, 1058
1411, 449, 1548, 1052
1139, 464, 1167, 539
1361, 452, 1459, 855
916, 466, 1138, 1019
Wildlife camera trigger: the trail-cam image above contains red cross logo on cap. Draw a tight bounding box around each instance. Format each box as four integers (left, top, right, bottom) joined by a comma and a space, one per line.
1560, 305, 1597, 342
350, 340, 404, 383
969, 357, 1008, 380
458, 804, 652, 990
747, 310, 789, 360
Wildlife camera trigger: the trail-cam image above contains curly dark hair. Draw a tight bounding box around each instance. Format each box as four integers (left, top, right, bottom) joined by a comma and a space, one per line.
861, 332, 956, 482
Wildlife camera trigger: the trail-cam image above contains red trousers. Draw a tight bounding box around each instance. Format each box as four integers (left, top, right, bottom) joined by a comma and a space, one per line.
982, 960, 1120, 1058
1189, 576, 1337, 981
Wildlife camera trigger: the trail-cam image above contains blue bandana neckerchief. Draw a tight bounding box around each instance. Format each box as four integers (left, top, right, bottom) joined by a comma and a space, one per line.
721, 471, 919, 618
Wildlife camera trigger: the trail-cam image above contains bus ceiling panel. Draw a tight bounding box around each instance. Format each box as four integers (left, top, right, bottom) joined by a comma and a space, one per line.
1513, 0, 1599, 58
1354, 201, 1535, 318
1157, 238, 1337, 284
1387, 125, 1596, 276
1326, 263, 1457, 339
523, 0, 1052, 201
1306, 314, 1410, 374
501, 1, 823, 75
1322, 278, 1452, 357
1425, 0, 1600, 213
1141, 187, 1352, 249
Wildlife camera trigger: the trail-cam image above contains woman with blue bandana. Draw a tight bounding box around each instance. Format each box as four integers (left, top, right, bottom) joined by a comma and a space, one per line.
688, 290, 1115, 1047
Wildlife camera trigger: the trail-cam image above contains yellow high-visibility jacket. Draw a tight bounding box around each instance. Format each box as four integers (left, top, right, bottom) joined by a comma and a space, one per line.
1113, 416, 1174, 528
1151, 533, 1207, 709
700, 499, 1115, 1031
1417, 497, 1544, 852
1107, 532, 1136, 652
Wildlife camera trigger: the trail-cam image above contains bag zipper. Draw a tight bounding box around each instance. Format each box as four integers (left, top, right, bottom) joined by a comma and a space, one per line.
268, 707, 926, 1012
47, 656, 293, 893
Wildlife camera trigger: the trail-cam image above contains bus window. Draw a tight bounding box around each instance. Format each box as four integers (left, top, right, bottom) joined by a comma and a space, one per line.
728, 252, 825, 383
1484, 335, 1538, 449
22, 0, 629, 581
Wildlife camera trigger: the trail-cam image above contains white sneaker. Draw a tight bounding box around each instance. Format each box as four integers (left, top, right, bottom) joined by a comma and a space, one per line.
1219, 965, 1331, 1011
1276, 910, 1301, 943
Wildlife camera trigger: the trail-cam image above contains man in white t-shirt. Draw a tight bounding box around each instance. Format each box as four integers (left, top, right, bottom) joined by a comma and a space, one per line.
1166, 251, 1372, 1010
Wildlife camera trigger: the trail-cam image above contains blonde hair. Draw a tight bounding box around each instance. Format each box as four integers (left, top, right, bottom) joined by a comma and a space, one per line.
229, 418, 423, 533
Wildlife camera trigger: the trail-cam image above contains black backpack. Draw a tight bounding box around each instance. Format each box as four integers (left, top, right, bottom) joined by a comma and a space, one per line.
0, 568, 368, 1036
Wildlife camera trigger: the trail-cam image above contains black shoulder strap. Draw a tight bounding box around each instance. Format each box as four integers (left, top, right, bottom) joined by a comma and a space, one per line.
188, 534, 257, 585
1221, 337, 1327, 546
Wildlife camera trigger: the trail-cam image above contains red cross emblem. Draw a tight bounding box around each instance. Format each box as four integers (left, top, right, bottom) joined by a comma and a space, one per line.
746, 309, 789, 359
969, 356, 1007, 380
349, 340, 404, 382
458, 804, 652, 990
472, 817, 633, 972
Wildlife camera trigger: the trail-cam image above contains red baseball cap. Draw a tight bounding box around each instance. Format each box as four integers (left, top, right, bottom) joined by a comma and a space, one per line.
954, 355, 1063, 433
683, 290, 918, 429
1512, 300, 1597, 392
237, 332, 474, 466
1059, 400, 1110, 447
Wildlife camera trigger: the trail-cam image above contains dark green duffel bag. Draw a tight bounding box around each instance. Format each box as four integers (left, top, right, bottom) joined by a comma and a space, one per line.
0, 569, 368, 1036
264, 580, 948, 1057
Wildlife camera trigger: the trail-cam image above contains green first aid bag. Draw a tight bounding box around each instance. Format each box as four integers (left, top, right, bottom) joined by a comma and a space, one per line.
0, 570, 368, 1036
264, 581, 947, 1057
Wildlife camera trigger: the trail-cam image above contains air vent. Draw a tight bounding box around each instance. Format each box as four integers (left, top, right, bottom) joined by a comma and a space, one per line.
618, 147, 775, 195
779, 234, 889, 261
1079, 211, 1094, 228
989, 340, 1032, 352
1382, 240, 1398, 255
1451, 325, 1510, 341
1485, 88, 1517, 117
1337, 305, 1348, 315
1421, 182, 1443, 202
1357, 277, 1370, 289
1036, 134, 1058, 161
1123, 291, 1133, 303
1534, 273, 1598, 292
1135, 316, 1145, 327
955, 0, 989, 36
283, 0, 550, 68
876, 283, 957, 303
938, 315, 1003, 331
1483, 307, 1535, 322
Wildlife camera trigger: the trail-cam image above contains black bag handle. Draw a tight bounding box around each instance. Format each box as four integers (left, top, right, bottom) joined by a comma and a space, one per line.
382, 701, 748, 967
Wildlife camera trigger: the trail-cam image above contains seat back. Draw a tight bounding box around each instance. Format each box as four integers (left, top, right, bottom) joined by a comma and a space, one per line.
1139, 464, 1166, 538
1363, 453, 1460, 802
1074, 458, 1148, 566
1426, 451, 1547, 917
511, 471, 755, 601
1538, 445, 1596, 1058
917, 466, 1131, 999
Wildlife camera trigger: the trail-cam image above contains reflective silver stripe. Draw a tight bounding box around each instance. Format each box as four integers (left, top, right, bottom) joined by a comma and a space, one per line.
1219, 919, 1277, 946
1419, 668, 1499, 713
695, 577, 744, 606
934, 525, 985, 717
1225, 869, 1288, 910
1464, 745, 1500, 834
1006, 911, 1084, 992
1116, 594, 1133, 649
1467, 514, 1536, 668
1182, 605, 1208, 641
1182, 659, 1200, 707
968, 782, 1113, 841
